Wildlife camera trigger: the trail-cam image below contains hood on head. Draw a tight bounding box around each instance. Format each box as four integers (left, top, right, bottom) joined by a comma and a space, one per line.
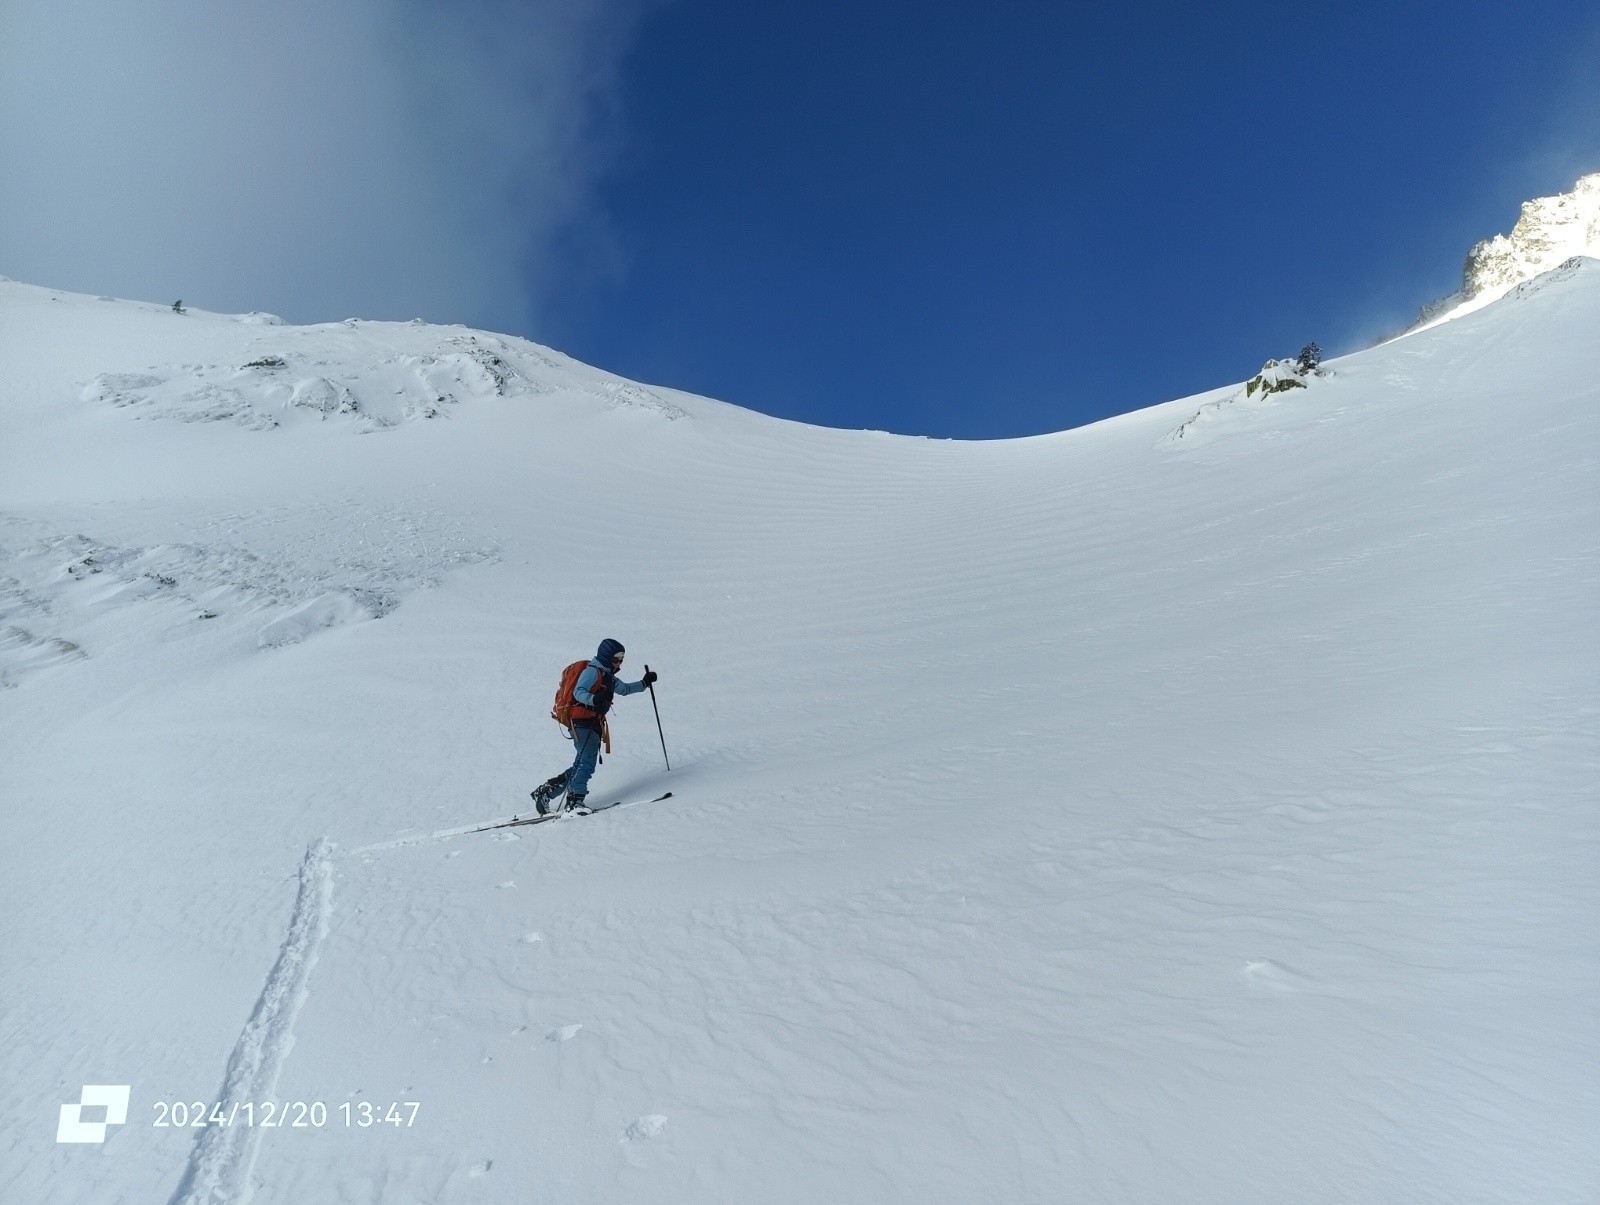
595, 638, 625, 665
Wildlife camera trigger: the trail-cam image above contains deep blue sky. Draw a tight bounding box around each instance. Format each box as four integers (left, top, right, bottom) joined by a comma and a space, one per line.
540, 0, 1600, 438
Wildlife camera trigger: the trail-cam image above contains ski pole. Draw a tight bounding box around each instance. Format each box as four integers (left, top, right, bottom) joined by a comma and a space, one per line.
645, 664, 670, 771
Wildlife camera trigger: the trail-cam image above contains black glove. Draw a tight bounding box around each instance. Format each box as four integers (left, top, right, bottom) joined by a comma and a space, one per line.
642, 669, 658, 687
591, 685, 614, 715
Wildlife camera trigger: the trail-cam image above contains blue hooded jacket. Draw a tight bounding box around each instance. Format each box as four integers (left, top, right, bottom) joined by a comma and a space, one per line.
572, 638, 645, 723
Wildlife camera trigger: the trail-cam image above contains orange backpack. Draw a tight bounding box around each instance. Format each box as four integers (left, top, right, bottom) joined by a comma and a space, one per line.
551, 659, 590, 734
552, 659, 614, 751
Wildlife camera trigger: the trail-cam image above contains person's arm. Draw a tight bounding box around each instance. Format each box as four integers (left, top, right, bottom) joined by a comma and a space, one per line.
573, 665, 602, 708
616, 666, 658, 696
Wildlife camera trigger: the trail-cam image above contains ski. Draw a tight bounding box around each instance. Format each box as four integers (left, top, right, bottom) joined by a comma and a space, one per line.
585, 790, 674, 816
471, 791, 673, 834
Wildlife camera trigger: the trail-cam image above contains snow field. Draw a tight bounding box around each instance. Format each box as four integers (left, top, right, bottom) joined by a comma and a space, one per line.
2, 264, 1597, 1202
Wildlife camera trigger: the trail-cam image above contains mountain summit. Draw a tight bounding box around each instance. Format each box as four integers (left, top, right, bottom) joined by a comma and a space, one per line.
1412, 172, 1600, 329
1466, 173, 1600, 294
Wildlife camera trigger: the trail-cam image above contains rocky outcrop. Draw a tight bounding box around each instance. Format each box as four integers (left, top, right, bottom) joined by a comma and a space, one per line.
1461, 173, 1600, 299
1410, 174, 1600, 328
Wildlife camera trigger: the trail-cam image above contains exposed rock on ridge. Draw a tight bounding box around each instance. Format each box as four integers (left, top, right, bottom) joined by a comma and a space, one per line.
1412, 173, 1600, 328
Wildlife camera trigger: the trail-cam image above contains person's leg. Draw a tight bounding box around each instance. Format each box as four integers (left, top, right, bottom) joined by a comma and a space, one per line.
566, 726, 602, 799
531, 767, 571, 812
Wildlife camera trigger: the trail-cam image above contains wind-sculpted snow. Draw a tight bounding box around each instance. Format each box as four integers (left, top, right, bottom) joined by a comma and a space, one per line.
0, 619, 85, 686
0, 506, 497, 685
78, 325, 686, 430
1501, 254, 1594, 303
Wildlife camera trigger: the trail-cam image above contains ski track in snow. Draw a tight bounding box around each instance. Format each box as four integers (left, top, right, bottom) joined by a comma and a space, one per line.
350, 821, 507, 855
168, 813, 596, 1200
167, 841, 334, 1205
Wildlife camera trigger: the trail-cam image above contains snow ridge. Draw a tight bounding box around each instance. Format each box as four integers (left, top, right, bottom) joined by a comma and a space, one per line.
72, 321, 690, 431
166, 841, 334, 1205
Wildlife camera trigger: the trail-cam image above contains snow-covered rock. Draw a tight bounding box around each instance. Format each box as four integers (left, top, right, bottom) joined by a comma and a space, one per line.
1409, 173, 1600, 331
1164, 354, 1328, 445
1464, 173, 1600, 297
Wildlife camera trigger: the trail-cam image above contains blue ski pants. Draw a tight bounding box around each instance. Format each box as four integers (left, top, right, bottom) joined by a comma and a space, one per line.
566, 725, 603, 797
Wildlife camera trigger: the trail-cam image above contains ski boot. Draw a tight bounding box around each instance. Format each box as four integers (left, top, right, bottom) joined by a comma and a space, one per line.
562, 792, 591, 816
531, 773, 569, 816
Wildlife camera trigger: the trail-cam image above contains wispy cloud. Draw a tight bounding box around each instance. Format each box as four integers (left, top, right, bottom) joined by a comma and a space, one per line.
0, 0, 649, 334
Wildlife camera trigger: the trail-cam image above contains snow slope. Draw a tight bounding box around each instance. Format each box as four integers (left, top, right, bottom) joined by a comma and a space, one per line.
2, 265, 1597, 1204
